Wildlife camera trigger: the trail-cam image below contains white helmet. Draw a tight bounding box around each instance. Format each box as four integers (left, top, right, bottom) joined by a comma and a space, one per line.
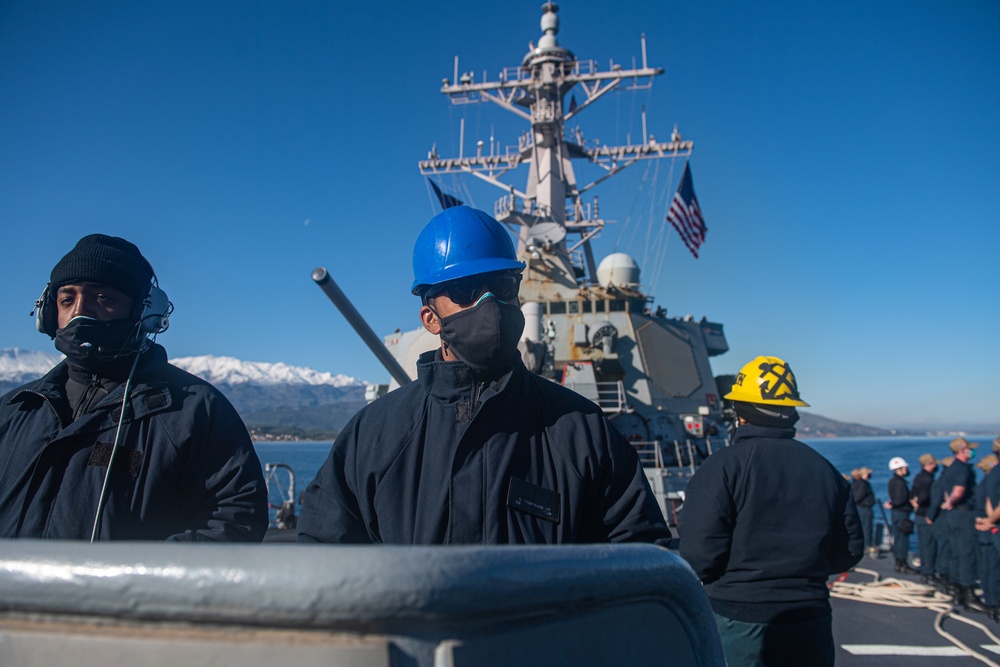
889, 456, 909, 471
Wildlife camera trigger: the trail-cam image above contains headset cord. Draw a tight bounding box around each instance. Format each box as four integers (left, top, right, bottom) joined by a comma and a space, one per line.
89, 347, 144, 543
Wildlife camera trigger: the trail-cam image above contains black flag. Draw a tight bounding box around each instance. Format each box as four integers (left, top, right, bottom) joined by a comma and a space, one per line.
429, 180, 463, 209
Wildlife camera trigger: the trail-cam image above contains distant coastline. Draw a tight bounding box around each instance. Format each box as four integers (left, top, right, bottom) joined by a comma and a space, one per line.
795, 411, 997, 439
246, 411, 996, 443
248, 427, 340, 443
3, 348, 993, 440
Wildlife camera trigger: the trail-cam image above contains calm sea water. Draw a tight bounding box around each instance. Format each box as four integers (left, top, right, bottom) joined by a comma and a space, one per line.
254, 441, 331, 509
803, 435, 996, 505
254, 434, 998, 512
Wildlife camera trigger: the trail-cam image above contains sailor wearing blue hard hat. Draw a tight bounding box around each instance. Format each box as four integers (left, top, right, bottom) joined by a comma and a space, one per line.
297, 206, 671, 546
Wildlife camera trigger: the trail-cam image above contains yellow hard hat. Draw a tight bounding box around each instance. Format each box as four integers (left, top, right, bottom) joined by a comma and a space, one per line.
724, 355, 810, 407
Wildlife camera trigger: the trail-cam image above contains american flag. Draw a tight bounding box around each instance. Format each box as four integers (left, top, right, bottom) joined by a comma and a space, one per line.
667, 162, 707, 258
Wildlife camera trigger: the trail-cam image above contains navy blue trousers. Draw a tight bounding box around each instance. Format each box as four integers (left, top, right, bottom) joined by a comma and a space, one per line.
857, 505, 874, 548
932, 517, 953, 578
916, 515, 936, 574
946, 508, 978, 587
714, 612, 834, 667
978, 531, 1000, 606
891, 509, 911, 562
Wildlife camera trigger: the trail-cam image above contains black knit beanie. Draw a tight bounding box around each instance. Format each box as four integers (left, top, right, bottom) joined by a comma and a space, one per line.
733, 400, 800, 428
50, 234, 153, 301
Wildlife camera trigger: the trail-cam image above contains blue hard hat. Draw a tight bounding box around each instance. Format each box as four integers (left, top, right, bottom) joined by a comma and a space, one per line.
411, 206, 526, 295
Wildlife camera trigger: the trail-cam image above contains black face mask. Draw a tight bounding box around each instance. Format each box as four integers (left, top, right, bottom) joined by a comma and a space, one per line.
437, 295, 525, 375
55, 316, 140, 375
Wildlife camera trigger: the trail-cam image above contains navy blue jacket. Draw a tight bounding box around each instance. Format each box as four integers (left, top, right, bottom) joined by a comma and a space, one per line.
942, 459, 976, 510
927, 469, 950, 521
910, 469, 935, 517
852, 478, 875, 508
679, 424, 863, 623
0, 345, 268, 541
888, 475, 910, 510
985, 467, 1000, 510
297, 351, 671, 545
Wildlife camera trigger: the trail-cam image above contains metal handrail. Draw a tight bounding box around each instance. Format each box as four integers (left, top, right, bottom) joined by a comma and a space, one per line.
563, 380, 627, 414
630, 440, 663, 468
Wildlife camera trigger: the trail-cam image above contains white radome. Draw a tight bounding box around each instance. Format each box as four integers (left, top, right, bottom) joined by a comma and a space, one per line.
596, 253, 641, 289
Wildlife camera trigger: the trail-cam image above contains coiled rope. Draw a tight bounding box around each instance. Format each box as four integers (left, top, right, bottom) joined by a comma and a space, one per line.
831, 567, 1000, 666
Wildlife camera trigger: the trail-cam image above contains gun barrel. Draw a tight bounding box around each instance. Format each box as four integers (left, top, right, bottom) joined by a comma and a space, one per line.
312, 267, 411, 387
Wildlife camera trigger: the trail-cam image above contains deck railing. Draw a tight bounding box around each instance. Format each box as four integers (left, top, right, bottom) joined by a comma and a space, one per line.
632, 438, 723, 472
0, 541, 724, 667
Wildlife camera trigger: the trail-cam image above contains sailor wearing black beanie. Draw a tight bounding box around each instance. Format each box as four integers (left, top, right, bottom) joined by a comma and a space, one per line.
34, 234, 162, 380
0, 234, 267, 542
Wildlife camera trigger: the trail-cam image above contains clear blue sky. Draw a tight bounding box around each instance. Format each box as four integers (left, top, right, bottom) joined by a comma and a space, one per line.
1, 1, 997, 429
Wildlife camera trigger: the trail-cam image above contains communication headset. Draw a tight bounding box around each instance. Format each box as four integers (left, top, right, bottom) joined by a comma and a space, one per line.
136, 284, 172, 338
32, 280, 172, 341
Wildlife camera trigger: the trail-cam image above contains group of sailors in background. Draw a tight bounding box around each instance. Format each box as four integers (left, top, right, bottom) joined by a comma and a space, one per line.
850, 436, 1000, 621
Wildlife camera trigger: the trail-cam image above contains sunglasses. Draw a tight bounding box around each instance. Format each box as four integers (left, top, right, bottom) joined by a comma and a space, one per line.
424, 272, 522, 306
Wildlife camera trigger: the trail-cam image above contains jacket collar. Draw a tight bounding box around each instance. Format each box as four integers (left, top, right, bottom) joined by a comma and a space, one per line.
731, 422, 798, 444
7, 344, 174, 422
416, 349, 522, 404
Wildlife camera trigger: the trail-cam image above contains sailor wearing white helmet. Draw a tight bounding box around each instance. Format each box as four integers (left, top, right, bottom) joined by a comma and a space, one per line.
884, 456, 917, 573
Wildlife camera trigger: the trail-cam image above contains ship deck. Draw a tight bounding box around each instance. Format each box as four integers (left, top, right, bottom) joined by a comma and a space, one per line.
830, 553, 1000, 666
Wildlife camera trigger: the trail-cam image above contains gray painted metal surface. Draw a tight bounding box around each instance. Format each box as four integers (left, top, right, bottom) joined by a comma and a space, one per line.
0, 540, 723, 666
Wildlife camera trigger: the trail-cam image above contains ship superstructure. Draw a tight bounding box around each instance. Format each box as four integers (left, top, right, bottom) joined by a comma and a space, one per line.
383, 3, 732, 520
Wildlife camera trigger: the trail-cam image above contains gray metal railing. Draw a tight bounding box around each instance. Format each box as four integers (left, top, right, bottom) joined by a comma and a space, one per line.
0, 541, 724, 667
563, 380, 628, 414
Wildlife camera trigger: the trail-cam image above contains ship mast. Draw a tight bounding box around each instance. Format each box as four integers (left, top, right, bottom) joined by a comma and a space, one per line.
418, 2, 693, 302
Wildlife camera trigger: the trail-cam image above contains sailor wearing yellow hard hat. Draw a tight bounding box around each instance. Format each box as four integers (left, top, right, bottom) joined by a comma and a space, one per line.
680, 355, 863, 667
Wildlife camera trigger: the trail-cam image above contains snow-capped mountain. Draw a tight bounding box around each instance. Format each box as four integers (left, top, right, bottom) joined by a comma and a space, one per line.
0, 348, 364, 389
0, 348, 368, 433
171, 355, 362, 389
0, 348, 62, 384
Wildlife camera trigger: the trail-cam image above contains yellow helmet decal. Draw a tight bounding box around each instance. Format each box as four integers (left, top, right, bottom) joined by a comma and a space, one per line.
758, 359, 799, 401
724, 355, 810, 407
